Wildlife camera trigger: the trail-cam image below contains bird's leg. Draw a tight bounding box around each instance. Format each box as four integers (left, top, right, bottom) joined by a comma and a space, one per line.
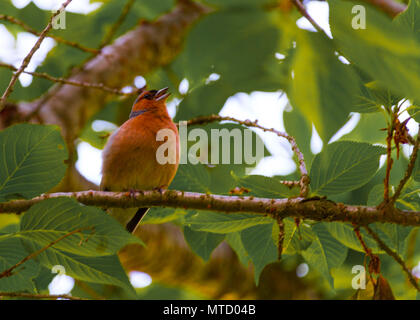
126, 189, 137, 198
153, 185, 168, 194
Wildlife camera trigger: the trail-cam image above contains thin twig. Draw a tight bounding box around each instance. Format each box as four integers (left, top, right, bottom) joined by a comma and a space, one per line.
0, 227, 92, 279
184, 115, 310, 197
0, 292, 85, 300
278, 180, 300, 189
0, 14, 99, 54
383, 127, 394, 203
0, 0, 73, 110
276, 216, 285, 260
0, 62, 137, 96
391, 124, 420, 204
364, 225, 420, 292
100, 0, 135, 47
290, 0, 328, 36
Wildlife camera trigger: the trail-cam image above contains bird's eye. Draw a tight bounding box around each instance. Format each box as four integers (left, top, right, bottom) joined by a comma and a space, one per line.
143, 94, 152, 100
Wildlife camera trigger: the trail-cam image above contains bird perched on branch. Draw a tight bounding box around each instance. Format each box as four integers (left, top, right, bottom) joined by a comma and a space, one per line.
100, 87, 180, 233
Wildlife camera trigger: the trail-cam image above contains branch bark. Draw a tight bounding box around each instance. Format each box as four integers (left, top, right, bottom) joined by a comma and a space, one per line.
1, 190, 420, 226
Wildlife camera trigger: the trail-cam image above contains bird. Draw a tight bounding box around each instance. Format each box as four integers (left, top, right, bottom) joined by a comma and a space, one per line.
100, 87, 180, 233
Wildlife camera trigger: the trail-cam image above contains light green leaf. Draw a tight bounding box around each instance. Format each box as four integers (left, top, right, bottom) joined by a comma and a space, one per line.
310, 141, 386, 196
173, 8, 282, 93
325, 222, 385, 254
0, 124, 68, 202
225, 232, 251, 267
394, 0, 420, 40
301, 223, 348, 288
232, 174, 296, 198
283, 106, 314, 165
288, 31, 363, 141
241, 223, 277, 284
141, 207, 186, 224
185, 211, 272, 234
329, 0, 420, 102
183, 227, 225, 261
340, 113, 387, 144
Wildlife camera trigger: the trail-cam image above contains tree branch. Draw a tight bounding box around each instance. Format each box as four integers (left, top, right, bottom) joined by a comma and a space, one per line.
0, 14, 99, 54
0, 292, 85, 300
0, 0, 73, 110
100, 0, 136, 48
0, 227, 92, 279
364, 225, 420, 292
1, 190, 420, 226
391, 124, 420, 204
185, 115, 310, 196
0, 62, 137, 96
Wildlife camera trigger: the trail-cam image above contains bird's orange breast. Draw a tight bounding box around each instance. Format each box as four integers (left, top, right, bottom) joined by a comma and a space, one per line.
101, 111, 179, 191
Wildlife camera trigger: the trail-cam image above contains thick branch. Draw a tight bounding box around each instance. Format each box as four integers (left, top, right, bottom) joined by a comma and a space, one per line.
1, 190, 420, 226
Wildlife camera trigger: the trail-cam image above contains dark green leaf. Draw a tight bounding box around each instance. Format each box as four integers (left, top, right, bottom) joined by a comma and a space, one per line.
0, 124, 68, 202
241, 223, 277, 284
310, 141, 386, 196
17, 198, 143, 256
183, 227, 224, 261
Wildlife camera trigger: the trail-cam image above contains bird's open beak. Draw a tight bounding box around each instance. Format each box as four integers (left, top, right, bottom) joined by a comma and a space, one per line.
155, 87, 171, 101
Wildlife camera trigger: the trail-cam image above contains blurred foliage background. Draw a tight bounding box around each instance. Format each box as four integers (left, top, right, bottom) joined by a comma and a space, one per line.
1, 0, 420, 300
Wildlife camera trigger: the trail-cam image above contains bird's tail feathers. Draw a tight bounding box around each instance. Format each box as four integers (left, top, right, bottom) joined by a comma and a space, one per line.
126, 207, 149, 233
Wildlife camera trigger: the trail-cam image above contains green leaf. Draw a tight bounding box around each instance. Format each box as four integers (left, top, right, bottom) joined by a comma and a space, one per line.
329, 0, 420, 103
232, 174, 296, 198
284, 222, 316, 254
0, 237, 39, 293
17, 198, 143, 256
185, 211, 272, 234
141, 207, 186, 224
170, 163, 210, 193
310, 141, 386, 196
0, 124, 68, 202
283, 105, 314, 165
288, 31, 363, 142
225, 232, 250, 267
21, 239, 136, 296
301, 223, 348, 288
241, 223, 277, 284
175, 81, 236, 121
325, 222, 382, 253
340, 113, 387, 144
183, 227, 225, 261
394, 0, 420, 40
173, 8, 282, 92
356, 81, 402, 111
